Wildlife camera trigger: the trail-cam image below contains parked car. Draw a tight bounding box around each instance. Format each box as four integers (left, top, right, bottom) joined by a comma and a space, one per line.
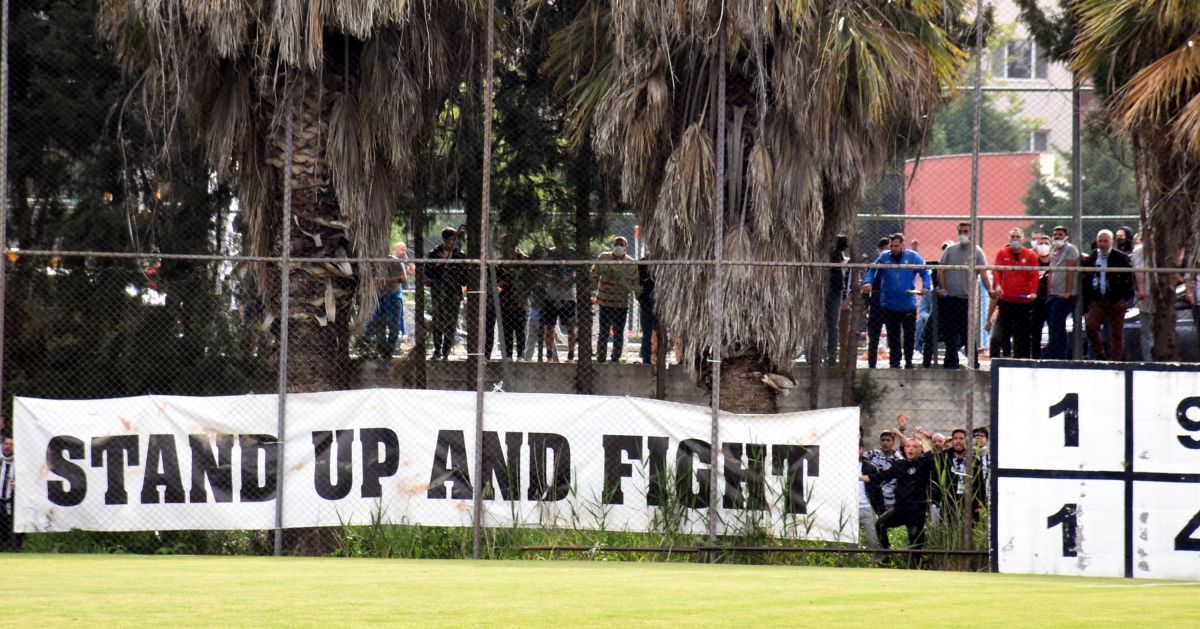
1121, 284, 1198, 362
1039, 285, 1198, 362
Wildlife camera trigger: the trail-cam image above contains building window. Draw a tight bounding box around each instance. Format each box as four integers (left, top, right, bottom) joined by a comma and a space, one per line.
992, 40, 1049, 80
1030, 129, 1050, 152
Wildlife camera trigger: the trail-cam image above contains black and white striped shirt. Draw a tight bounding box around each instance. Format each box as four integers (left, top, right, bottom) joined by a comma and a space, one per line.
0, 456, 13, 515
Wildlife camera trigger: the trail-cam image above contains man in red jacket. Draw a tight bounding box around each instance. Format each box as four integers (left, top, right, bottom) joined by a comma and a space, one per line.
992, 227, 1042, 358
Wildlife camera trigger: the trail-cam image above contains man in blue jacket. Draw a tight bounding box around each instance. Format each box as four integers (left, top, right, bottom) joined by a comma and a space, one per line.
863, 233, 931, 369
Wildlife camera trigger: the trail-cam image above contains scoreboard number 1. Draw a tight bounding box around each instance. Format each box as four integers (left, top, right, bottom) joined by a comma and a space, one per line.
1046, 503, 1078, 557
1048, 392, 1079, 448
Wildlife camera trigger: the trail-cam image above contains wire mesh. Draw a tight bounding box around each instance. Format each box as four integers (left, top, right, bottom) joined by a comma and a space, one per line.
2, 1, 1197, 569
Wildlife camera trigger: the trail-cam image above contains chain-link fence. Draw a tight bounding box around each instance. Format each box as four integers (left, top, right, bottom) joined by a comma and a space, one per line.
2, 1, 1195, 569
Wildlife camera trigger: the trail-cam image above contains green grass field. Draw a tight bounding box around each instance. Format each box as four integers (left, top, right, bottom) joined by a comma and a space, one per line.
2, 554, 1197, 627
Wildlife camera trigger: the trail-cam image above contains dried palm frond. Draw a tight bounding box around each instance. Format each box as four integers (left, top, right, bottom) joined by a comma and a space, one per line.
100, 0, 484, 340
594, 55, 672, 212
726, 105, 748, 220
547, 0, 966, 382
326, 90, 370, 223
201, 64, 252, 181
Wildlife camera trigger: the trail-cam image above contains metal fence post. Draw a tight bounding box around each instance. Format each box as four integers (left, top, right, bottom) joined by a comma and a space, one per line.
963, 0, 985, 554
273, 86, 295, 557
1071, 77, 1084, 360
472, 0, 496, 561
707, 13, 727, 554
0, 0, 9, 436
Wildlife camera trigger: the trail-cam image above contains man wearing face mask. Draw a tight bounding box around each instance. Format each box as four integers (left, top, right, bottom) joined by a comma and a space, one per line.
937, 222, 993, 369
992, 227, 1042, 358
1029, 235, 1054, 358
591, 236, 641, 363
863, 233, 931, 369
1044, 226, 1081, 360
1082, 229, 1134, 360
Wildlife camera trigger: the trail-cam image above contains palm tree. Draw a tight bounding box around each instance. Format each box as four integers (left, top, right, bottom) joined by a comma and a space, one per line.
547, 1, 966, 411
1072, 1, 1200, 361
97, 1, 483, 392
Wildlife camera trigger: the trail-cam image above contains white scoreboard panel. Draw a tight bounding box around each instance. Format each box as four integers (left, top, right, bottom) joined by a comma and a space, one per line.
992, 361, 1200, 580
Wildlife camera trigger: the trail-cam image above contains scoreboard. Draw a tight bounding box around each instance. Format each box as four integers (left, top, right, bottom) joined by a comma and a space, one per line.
992, 361, 1200, 580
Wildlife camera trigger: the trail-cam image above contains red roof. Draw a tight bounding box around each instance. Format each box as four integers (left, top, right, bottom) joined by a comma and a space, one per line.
900, 153, 1040, 258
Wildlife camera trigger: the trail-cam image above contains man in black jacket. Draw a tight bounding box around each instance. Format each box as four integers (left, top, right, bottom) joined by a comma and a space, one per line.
861, 433, 935, 560
637, 253, 662, 365
826, 235, 851, 365
425, 227, 469, 361
1082, 229, 1135, 361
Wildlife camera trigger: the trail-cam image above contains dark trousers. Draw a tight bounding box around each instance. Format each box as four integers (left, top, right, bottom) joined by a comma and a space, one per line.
867, 302, 885, 368
1, 503, 21, 552
875, 505, 927, 553
486, 305, 528, 360
883, 308, 917, 367
939, 296, 968, 368
639, 302, 658, 363
597, 306, 628, 362
1085, 299, 1127, 361
825, 288, 843, 360
997, 300, 1035, 358
430, 287, 462, 359
502, 306, 527, 360
1044, 295, 1075, 360
1029, 298, 1047, 359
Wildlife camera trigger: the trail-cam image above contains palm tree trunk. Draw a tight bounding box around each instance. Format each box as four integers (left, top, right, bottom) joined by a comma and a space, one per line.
1139, 142, 1186, 361
272, 75, 353, 555
718, 351, 776, 414
571, 150, 597, 394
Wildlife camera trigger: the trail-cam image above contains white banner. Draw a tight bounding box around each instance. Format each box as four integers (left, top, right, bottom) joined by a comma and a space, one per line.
14, 390, 859, 542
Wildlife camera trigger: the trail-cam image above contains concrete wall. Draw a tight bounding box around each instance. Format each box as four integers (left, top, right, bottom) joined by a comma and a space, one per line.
357, 361, 990, 443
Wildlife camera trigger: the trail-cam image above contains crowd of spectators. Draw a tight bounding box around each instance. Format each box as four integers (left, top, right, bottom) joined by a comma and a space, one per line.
380, 226, 652, 364
375, 219, 1191, 366
859, 414, 989, 562
832, 221, 1193, 367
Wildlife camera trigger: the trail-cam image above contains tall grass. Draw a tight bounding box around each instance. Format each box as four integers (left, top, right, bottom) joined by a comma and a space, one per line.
21, 460, 986, 571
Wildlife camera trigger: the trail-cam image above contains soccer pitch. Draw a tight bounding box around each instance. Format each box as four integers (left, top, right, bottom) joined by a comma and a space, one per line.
3, 555, 1197, 627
